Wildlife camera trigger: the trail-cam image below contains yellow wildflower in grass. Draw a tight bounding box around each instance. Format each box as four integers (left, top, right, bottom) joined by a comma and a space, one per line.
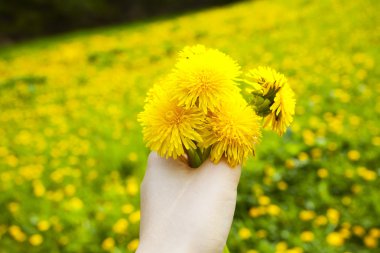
326, 232, 344, 246
258, 195, 271, 206
126, 177, 139, 196
347, 150, 360, 161
129, 210, 141, 224
101, 237, 115, 251
327, 208, 340, 225
266, 204, 281, 216
246, 66, 296, 135
364, 236, 378, 248
7, 202, 19, 213
138, 84, 204, 159
300, 231, 314, 242
29, 234, 43, 246
8, 225, 26, 242
112, 218, 129, 234
122, 204, 134, 214
249, 207, 263, 218
170, 45, 241, 113
199, 95, 261, 167
287, 247, 304, 253
37, 220, 50, 231
238, 227, 252, 240
276, 241, 288, 251
340, 228, 351, 239
127, 239, 139, 251
317, 168, 329, 178
277, 181, 288, 190
357, 166, 377, 181
369, 228, 380, 238
299, 210, 316, 221
352, 226, 366, 237
314, 215, 328, 226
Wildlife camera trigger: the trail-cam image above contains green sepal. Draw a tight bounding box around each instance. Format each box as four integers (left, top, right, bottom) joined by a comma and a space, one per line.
200, 146, 211, 162
187, 148, 202, 168
186, 147, 212, 168
249, 86, 281, 117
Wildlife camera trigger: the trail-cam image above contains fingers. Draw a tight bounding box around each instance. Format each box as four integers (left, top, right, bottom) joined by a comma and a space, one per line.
146, 152, 242, 191
143, 152, 191, 192
147, 152, 188, 171
200, 159, 242, 190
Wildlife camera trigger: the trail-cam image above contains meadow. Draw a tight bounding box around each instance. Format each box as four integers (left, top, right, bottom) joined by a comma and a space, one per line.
0, 0, 379, 252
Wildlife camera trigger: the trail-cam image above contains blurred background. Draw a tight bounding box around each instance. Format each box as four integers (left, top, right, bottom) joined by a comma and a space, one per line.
0, 0, 379, 252
0, 0, 238, 44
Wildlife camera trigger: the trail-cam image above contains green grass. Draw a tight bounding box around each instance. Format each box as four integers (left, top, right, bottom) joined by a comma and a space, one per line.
0, 0, 379, 252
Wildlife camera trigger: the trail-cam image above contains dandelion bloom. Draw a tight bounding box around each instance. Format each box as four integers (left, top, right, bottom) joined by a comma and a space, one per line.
170, 45, 241, 113
326, 232, 344, 246
138, 84, 204, 159
199, 95, 261, 167
247, 66, 295, 135
264, 84, 296, 135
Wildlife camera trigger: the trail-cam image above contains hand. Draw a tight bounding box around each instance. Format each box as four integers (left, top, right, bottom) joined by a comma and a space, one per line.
136, 152, 241, 253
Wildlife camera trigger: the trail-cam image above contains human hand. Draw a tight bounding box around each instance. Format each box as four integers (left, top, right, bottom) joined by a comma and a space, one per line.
136, 152, 241, 253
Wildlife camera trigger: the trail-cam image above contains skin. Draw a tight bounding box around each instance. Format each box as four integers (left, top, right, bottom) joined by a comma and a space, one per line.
136, 152, 241, 253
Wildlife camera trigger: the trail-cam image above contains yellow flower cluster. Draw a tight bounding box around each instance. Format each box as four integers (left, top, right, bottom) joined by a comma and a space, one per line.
139, 45, 296, 167
246, 66, 296, 136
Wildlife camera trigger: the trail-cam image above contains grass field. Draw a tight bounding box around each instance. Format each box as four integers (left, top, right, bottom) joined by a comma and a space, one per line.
0, 0, 379, 252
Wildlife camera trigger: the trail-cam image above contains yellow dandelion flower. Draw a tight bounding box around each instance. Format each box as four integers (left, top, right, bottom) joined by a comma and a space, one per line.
327, 208, 340, 225
314, 215, 328, 226
37, 220, 50, 231
238, 227, 252, 240
138, 84, 204, 159
9, 225, 26, 242
112, 218, 128, 234
29, 234, 43, 246
171, 45, 241, 113
300, 231, 314, 242
267, 204, 281, 216
364, 236, 378, 248
101, 237, 115, 251
199, 95, 261, 167
247, 66, 287, 94
326, 232, 344, 246
264, 84, 295, 136
129, 210, 141, 224
246, 66, 296, 135
352, 225, 366, 236
127, 239, 139, 251
299, 210, 316, 221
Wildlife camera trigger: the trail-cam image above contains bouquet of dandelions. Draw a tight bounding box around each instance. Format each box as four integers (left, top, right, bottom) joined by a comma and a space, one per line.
139, 45, 296, 169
